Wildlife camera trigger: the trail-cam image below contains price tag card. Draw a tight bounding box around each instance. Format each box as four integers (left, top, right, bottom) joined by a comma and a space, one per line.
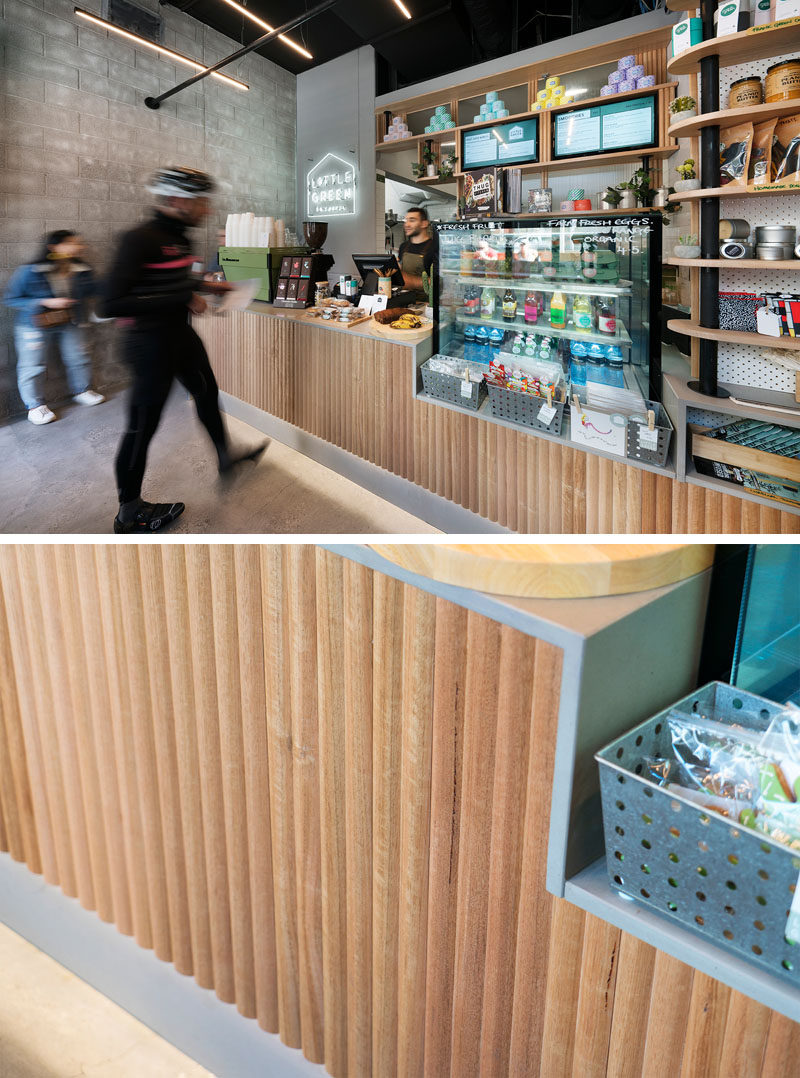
538, 403, 558, 426
461, 380, 473, 398
357, 294, 389, 314
638, 426, 659, 451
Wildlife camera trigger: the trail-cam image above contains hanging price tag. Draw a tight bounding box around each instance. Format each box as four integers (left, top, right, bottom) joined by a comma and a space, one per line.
538, 403, 557, 426
639, 426, 659, 450
461, 380, 473, 398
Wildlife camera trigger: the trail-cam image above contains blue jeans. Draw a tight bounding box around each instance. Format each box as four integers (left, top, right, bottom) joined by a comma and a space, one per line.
14, 323, 91, 410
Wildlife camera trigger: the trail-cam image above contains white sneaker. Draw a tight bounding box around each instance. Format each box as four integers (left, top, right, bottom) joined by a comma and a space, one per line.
28, 405, 56, 425
73, 389, 105, 406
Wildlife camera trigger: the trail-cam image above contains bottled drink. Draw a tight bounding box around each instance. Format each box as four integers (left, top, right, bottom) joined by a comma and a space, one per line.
481, 286, 496, 320
524, 290, 539, 324
511, 334, 524, 356
572, 293, 593, 332
463, 285, 480, 317
502, 288, 518, 322
598, 298, 617, 335
549, 292, 566, 329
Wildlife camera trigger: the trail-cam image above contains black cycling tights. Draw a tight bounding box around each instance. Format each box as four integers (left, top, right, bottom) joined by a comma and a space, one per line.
115, 325, 228, 503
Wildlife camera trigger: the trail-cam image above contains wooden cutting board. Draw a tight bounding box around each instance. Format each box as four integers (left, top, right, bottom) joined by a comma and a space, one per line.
369, 544, 716, 598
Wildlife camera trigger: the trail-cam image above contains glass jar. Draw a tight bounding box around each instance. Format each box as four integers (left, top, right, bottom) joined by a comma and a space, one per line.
315, 281, 330, 306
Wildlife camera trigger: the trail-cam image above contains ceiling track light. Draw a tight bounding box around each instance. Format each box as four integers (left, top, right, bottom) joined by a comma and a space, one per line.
392, 0, 413, 18
74, 9, 249, 91
214, 0, 313, 61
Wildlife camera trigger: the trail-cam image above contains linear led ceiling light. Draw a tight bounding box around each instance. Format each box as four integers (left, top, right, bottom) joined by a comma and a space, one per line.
74, 8, 249, 91
215, 0, 313, 61
392, 0, 412, 17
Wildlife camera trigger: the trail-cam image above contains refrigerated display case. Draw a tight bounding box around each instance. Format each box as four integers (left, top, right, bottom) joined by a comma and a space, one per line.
432, 213, 663, 404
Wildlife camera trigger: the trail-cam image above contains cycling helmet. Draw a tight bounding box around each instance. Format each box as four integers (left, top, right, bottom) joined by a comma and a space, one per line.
148, 166, 216, 198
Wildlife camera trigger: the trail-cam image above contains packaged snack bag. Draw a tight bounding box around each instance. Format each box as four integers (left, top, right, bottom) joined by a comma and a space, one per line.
749, 118, 777, 183
773, 114, 800, 185
719, 122, 753, 186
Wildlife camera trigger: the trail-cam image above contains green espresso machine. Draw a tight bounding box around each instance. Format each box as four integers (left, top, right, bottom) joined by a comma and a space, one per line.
218, 246, 307, 302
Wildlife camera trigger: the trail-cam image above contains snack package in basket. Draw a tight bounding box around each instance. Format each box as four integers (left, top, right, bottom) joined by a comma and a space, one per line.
642, 703, 800, 942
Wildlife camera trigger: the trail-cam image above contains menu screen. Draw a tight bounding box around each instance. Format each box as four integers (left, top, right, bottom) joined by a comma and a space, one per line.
553, 95, 656, 158
461, 118, 539, 170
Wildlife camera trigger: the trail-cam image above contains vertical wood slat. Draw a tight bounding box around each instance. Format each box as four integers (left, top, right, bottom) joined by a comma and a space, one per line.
315, 548, 349, 1078
286, 547, 324, 1064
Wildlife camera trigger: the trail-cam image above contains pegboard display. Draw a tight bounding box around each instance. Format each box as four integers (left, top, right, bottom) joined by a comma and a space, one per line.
687, 407, 739, 429
695, 52, 800, 395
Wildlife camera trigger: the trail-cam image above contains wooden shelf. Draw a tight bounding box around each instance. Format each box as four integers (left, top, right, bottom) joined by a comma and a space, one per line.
546, 82, 677, 117
669, 98, 800, 138
666, 257, 800, 269
453, 146, 677, 181
666, 0, 698, 9
415, 175, 458, 186
666, 319, 800, 349
667, 18, 800, 76
376, 130, 457, 153
668, 183, 800, 202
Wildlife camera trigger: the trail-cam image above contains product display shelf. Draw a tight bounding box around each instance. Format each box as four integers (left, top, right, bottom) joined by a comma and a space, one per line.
667, 319, 800, 350
685, 462, 800, 516
442, 272, 633, 298
415, 175, 458, 186
454, 145, 679, 180
666, 0, 699, 9
669, 97, 800, 138
666, 257, 800, 270
455, 309, 633, 346
668, 183, 800, 202
375, 128, 458, 153
666, 18, 800, 76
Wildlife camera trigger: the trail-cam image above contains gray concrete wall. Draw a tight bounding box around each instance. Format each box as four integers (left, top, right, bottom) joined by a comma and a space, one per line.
0, 0, 297, 419
296, 46, 376, 285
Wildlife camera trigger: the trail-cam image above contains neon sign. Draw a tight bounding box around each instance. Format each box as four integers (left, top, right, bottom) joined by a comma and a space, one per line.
306, 152, 358, 217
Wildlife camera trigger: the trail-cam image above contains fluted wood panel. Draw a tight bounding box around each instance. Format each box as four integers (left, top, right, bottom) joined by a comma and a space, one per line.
1, 544, 799, 1078
196, 313, 800, 534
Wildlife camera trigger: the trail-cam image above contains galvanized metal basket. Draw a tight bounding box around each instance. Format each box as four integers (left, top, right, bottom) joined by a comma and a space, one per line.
626, 400, 674, 468
596, 681, 800, 986
486, 382, 565, 434
420, 357, 487, 411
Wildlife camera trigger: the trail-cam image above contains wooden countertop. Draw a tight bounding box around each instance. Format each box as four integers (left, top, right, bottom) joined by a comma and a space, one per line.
244, 301, 433, 345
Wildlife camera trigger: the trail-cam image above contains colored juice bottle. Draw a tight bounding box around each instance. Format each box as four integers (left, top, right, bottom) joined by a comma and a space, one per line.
573, 293, 593, 332
549, 291, 566, 329
524, 290, 539, 324
481, 287, 496, 320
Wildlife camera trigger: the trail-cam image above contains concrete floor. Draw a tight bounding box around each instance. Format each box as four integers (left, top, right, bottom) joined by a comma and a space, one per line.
0, 922, 214, 1078
0, 389, 438, 535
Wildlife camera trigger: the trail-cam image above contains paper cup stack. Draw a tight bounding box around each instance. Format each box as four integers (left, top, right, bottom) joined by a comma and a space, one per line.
225, 213, 286, 248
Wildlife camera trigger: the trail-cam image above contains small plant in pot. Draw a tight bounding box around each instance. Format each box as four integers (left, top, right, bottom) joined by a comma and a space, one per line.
670, 95, 697, 123
600, 185, 622, 210
674, 233, 701, 259
411, 161, 425, 179
439, 150, 457, 179
618, 168, 655, 208
422, 145, 437, 178
675, 158, 700, 192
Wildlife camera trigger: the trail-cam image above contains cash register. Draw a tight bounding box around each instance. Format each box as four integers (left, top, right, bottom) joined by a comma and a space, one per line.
351, 254, 418, 308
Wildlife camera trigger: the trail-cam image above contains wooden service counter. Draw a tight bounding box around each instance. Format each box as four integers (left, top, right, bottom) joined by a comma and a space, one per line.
195, 305, 800, 534
1, 544, 798, 1077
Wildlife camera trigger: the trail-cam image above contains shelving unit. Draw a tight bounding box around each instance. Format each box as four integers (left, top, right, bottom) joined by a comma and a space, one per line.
667, 319, 800, 349
454, 310, 633, 346
668, 183, 800, 201
668, 97, 800, 138
666, 18, 800, 75
442, 271, 633, 297
666, 257, 800, 269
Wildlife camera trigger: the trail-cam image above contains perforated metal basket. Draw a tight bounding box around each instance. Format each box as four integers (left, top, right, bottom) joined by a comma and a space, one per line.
596, 682, 800, 986
487, 382, 565, 433
421, 357, 487, 411
626, 400, 674, 468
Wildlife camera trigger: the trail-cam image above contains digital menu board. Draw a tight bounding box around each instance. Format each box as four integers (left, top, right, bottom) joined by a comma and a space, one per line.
553, 95, 656, 159
461, 118, 539, 170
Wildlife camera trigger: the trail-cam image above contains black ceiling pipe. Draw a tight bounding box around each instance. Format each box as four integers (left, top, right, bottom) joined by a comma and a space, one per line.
460, 0, 511, 57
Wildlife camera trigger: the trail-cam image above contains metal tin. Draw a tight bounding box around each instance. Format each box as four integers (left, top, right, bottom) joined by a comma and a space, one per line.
719, 240, 753, 258
719, 217, 751, 240
755, 225, 797, 243
757, 243, 795, 260
765, 58, 800, 102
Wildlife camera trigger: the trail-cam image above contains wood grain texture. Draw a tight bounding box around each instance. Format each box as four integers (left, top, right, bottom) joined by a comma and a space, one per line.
197, 311, 800, 533
1, 544, 798, 1078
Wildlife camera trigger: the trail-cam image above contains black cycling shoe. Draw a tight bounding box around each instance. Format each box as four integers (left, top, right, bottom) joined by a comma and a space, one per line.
113, 500, 185, 534
218, 439, 270, 477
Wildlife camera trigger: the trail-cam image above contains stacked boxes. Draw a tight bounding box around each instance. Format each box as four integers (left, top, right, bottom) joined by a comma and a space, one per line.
473, 91, 512, 123
424, 105, 456, 133
383, 115, 411, 142
531, 75, 574, 110
600, 55, 655, 96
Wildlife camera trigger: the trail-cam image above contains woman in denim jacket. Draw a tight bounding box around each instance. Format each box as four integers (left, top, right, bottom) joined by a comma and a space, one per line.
4, 230, 105, 425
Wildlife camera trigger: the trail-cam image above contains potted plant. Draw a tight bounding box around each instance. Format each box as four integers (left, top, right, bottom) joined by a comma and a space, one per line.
618, 168, 654, 208
675, 158, 700, 192
600, 185, 622, 210
421, 268, 434, 320
674, 233, 701, 259
670, 95, 697, 123
439, 150, 457, 179
457, 195, 466, 219
422, 144, 437, 178
411, 161, 425, 179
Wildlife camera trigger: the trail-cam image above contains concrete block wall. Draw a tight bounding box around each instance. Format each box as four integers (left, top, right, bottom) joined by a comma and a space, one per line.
0, 0, 297, 418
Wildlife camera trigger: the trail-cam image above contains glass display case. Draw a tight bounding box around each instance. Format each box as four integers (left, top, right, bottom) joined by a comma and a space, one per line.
433, 213, 663, 403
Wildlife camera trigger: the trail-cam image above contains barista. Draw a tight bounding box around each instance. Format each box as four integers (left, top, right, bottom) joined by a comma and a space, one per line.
398, 207, 437, 303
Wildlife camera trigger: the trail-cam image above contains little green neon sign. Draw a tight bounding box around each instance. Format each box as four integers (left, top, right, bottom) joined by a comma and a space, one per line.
306, 152, 358, 217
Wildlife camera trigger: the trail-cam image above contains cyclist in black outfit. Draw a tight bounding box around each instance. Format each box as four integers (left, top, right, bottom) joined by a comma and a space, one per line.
100, 166, 266, 534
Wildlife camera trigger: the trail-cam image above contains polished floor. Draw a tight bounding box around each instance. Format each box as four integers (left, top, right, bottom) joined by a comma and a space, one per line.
0, 923, 214, 1078
0, 390, 437, 535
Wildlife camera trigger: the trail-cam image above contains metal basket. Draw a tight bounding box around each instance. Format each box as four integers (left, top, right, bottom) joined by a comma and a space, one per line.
626, 400, 674, 467
596, 682, 800, 986
420, 358, 487, 411
487, 382, 565, 434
